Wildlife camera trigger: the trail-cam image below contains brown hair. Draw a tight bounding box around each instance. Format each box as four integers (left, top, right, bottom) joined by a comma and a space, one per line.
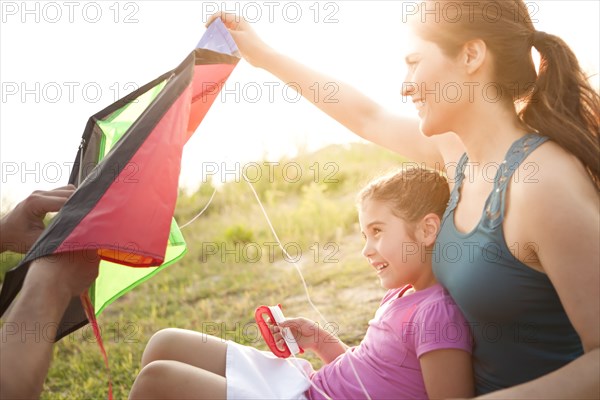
357, 167, 450, 225
410, 0, 599, 188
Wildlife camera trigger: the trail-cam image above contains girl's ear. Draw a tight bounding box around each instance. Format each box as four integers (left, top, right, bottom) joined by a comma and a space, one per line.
417, 213, 441, 247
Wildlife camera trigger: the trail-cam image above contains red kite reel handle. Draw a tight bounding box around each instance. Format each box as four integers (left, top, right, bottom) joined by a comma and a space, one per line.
255, 304, 302, 358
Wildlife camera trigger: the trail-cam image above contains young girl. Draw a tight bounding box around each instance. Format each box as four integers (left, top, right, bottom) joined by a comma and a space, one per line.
206, 1, 600, 397
129, 167, 474, 399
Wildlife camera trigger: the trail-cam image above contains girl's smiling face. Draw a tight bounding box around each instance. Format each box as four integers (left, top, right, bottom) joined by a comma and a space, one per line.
359, 199, 434, 290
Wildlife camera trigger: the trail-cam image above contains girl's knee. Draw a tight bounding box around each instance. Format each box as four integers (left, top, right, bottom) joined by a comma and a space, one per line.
130, 360, 173, 399
141, 328, 184, 367
130, 359, 226, 400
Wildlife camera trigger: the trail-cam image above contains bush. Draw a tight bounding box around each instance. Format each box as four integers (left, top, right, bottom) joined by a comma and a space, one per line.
223, 224, 255, 244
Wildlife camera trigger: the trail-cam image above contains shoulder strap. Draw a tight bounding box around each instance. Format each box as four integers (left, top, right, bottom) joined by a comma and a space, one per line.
442, 153, 469, 221
481, 134, 550, 230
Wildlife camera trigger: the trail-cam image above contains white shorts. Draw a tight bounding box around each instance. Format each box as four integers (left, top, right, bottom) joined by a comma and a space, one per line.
225, 340, 314, 400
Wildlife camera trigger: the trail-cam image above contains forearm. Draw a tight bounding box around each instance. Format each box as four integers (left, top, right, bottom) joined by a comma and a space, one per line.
0, 261, 72, 399
311, 326, 349, 364
254, 47, 451, 168
478, 349, 600, 399
256, 47, 384, 138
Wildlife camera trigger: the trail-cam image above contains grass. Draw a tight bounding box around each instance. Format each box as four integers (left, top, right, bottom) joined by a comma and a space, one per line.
1, 142, 406, 399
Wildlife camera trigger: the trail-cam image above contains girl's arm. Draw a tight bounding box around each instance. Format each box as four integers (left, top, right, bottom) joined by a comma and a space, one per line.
207, 13, 463, 171
420, 349, 474, 399
490, 144, 599, 399
276, 317, 348, 364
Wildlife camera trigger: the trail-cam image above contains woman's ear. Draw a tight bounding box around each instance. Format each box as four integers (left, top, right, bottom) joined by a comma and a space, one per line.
462, 39, 487, 75
418, 213, 441, 247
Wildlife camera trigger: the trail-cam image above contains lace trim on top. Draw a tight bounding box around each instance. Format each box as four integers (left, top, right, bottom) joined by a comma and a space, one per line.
443, 134, 549, 231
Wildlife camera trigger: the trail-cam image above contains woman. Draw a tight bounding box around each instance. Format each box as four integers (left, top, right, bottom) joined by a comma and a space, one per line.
207, 1, 599, 398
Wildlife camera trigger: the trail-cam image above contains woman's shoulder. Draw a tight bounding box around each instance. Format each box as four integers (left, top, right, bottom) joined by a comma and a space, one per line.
509, 138, 598, 242
510, 139, 597, 207
515, 139, 594, 192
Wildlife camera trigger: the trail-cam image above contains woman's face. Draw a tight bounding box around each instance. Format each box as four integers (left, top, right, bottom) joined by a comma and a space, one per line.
401, 32, 468, 136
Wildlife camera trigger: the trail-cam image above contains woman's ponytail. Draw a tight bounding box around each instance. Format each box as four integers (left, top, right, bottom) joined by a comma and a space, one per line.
413, 1, 600, 188
521, 31, 600, 188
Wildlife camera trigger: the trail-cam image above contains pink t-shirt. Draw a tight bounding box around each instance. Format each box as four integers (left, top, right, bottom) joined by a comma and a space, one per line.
308, 283, 472, 399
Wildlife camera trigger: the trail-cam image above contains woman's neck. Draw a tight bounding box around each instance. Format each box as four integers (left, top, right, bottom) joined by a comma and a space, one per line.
454, 102, 530, 165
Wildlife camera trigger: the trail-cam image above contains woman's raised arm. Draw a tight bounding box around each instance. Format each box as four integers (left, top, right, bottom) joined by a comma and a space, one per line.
207, 12, 463, 171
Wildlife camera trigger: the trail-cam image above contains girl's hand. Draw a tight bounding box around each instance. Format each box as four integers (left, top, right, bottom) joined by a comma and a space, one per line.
205, 12, 272, 68
274, 317, 349, 363
268, 316, 320, 351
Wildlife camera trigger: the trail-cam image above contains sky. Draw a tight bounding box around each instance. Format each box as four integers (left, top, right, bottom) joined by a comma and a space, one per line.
1, 0, 598, 206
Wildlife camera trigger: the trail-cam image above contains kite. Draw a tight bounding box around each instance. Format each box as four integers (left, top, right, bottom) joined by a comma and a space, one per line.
0, 19, 240, 340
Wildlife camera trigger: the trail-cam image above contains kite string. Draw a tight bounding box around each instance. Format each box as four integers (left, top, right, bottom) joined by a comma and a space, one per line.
285, 354, 333, 400
179, 186, 218, 230
241, 171, 372, 400
240, 171, 327, 325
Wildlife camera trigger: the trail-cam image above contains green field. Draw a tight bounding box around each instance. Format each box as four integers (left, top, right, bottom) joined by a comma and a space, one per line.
1, 143, 408, 399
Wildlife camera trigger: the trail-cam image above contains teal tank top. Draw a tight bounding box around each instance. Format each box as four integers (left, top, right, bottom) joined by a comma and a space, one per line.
433, 134, 583, 394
